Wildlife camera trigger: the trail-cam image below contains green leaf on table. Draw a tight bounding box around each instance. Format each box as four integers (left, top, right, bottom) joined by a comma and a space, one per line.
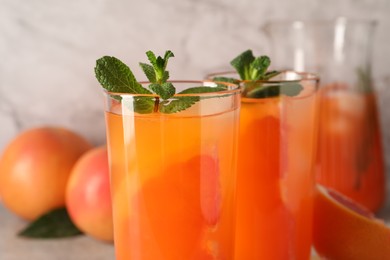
18, 208, 83, 238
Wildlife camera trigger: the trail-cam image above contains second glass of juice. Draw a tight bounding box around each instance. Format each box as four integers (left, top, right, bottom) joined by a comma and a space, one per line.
104, 81, 241, 260
210, 71, 319, 259
238, 72, 318, 259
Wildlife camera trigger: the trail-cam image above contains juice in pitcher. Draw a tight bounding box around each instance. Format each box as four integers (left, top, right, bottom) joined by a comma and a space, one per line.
264, 19, 385, 211
316, 84, 385, 211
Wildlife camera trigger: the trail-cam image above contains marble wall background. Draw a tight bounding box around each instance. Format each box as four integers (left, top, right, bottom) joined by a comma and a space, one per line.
1, 0, 390, 172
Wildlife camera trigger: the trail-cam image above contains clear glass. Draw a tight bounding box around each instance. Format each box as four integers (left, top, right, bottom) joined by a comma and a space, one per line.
208, 72, 319, 259
103, 81, 241, 260
264, 18, 385, 212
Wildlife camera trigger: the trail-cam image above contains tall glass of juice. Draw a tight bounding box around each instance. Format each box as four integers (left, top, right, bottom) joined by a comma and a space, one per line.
104, 80, 241, 260
208, 70, 319, 259
264, 18, 385, 212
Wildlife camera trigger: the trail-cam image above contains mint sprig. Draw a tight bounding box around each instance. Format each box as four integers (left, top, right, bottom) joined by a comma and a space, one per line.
95, 50, 227, 114
215, 49, 303, 98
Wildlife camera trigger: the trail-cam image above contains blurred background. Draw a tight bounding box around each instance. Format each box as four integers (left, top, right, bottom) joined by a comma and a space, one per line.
0, 0, 389, 177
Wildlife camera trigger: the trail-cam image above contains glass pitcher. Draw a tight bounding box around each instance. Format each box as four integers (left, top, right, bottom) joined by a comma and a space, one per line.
264, 18, 385, 212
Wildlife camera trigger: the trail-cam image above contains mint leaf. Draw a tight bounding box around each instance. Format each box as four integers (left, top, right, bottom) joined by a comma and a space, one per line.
230, 50, 255, 80
250, 56, 271, 80
246, 84, 280, 98
96, 50, 229, 114
133, 96, 155, 114
149, 82, 175, 100
146, 51, 157, 67
139, 63, 156, 83
246, 83, 303, 98
212, 77, 240, 85
158, 86, 228, 114
163, 51, 175, 66
227, 49, 304, 98
95, 56, 151, 94
159, 97, 199, 113
18, 208, 83, 238
145, 50, 174, 83
179, 86, 227, 94
280, 82, 303, 96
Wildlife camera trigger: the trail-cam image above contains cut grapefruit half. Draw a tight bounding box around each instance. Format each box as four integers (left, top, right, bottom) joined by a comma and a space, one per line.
313, 184, 390, 260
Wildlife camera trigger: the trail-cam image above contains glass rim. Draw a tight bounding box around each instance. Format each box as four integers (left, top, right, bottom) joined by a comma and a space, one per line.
103, 80, 241, 97
206, 70, 320, 84
262, 17, 377, 29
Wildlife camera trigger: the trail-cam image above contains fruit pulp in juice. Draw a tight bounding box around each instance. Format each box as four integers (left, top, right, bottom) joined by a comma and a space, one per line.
316, 89, 385, 212
106, 106, 239, 260
235, 91, 317, 259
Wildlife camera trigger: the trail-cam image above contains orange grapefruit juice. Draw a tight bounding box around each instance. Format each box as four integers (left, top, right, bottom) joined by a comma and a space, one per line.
104, 83, 240, 260
235, 79, 318, 259
316, 86, 385, 212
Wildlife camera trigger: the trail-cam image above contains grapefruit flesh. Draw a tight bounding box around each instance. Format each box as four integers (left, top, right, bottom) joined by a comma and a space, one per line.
313, 184, 390, 260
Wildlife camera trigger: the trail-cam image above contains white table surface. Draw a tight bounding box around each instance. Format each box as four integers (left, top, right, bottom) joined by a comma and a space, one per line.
0, 205, 115, 260
1, 197, 390, 260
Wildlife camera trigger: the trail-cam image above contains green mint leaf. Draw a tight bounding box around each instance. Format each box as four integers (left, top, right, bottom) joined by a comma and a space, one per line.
156, 56, 165, 73
158, 86, 228, 113
146, 51, 157, 67
212, 77, 240, 85
139, 63, 156, 83
159, 97, 199, 113
280, 82, 303, 96
250, 56, 271, 80
179, 86, 227, 94
144, 50, 174, 84
228, 49, 303, 99
246, 84, 280, 98
161, 71, 169, 83
163, 50, 175, 67
95, 56, 151, 94
133, 96, 156, 114
246, 83, 303, 98
230, 49, 255, 80
18, 208, 83, 238
149, 82, 175, 100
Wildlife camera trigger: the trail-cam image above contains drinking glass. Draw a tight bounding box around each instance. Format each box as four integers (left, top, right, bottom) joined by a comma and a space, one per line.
207, 71, 319, 259
264, 18, 385, 212
103, 81, 241, 260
